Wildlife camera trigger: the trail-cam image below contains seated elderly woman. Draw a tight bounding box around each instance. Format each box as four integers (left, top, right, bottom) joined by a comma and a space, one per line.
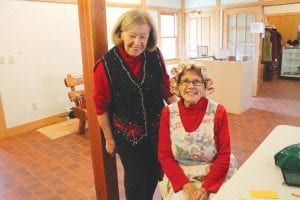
158, 63, 237, 200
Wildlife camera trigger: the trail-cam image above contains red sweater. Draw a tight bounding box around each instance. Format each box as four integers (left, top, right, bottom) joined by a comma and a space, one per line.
93, 45, 173, 115
158, 98, 231, 193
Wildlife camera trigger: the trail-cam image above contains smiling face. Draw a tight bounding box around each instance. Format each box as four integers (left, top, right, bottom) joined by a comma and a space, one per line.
178, 70, 205, 107
121, 23, 150, 57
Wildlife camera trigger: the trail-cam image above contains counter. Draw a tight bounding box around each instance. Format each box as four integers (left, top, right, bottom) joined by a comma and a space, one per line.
180, 60, 254, 114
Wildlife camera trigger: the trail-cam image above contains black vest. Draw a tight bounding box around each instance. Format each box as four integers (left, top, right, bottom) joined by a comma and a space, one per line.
102, 46, 165, 146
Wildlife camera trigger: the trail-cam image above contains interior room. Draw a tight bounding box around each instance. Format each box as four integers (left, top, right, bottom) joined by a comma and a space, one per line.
0, 0, 300, 199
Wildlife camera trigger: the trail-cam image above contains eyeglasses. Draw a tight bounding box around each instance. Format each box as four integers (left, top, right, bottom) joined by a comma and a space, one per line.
179, 79, 204, 86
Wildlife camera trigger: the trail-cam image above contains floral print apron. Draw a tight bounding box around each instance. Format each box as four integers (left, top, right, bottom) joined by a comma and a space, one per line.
159, 101, 236, 200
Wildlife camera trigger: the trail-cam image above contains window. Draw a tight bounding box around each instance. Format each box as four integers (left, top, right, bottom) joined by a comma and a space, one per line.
160, 13, 177, 60
226, 13, 255, 60
223, 8, 259, 61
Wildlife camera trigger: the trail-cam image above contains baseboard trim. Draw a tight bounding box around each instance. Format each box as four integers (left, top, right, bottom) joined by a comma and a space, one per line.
0, 113, 67, 139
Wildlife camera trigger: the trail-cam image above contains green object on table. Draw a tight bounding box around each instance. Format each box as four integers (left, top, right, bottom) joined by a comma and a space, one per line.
274, 143, 300, 187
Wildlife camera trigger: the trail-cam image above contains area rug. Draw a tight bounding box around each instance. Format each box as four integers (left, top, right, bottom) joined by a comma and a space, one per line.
37, 118, 79, 139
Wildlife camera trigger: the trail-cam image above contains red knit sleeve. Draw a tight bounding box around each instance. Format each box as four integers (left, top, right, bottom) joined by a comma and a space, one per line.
157, 49, 173, 99
201, 104, 231, 193
93, 61, 111, 115
158, 106, 189, 192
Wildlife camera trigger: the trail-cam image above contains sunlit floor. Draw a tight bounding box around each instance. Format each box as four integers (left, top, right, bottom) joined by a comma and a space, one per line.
1, 77, 300, 200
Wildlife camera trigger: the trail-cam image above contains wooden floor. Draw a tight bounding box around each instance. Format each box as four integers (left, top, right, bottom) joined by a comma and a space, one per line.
1, 77, 300, 200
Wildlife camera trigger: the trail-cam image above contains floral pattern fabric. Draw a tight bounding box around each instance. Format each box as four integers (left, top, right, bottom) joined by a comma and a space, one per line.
170, 101, 218, 166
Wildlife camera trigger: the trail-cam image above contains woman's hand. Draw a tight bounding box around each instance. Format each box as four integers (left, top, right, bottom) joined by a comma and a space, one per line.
189, 187, 209, 200
183, 182, 197, 199
105, 138, 116, 155
97, 113, 116, 155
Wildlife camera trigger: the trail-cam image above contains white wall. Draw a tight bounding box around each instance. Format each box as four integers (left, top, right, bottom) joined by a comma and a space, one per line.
0, 0, 83, 128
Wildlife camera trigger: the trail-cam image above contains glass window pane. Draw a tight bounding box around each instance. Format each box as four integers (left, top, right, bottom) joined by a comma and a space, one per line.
246, 13, 255, 27
189, 18, 197, 51
225, 10, 257, 60
236, 28, 245, 43
227, 28, 236, 43
237, 14, 246, 28
161, 15, 175, 37
236, 44, 244, 60
161, 38, 176, 60
246, 13, 255, 43
228, 44, 236, 56
245, 44, 254, 60
246, 27, 254, 43
228, 15, 236, 28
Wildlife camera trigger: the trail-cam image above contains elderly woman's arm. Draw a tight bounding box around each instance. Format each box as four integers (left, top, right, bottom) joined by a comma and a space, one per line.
93, 61, 115, 155
97, 113, 115, 154
201, 104, 231, 193
158, 49, 177, 105
158, 107, 190, 192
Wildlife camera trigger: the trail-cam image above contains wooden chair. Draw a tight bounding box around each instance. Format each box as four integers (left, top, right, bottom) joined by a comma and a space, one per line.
64, 74, 87, 134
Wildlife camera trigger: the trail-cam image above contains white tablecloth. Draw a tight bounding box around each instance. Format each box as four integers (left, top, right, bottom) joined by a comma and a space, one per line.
212, 125, 300, 200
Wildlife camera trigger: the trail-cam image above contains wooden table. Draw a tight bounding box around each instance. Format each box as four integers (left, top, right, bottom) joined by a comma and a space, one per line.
212, 125, 300, 200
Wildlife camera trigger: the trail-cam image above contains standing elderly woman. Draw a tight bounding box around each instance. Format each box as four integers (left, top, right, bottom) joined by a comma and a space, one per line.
158, 63, 236, 200
93, 9, 176, 200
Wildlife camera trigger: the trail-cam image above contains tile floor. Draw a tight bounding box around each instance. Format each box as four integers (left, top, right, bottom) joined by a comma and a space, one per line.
1, 77, 300, 200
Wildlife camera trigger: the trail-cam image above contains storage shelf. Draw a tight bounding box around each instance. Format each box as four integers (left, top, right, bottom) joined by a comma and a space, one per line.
281, 47, 300, 78
281, 74, 300, 78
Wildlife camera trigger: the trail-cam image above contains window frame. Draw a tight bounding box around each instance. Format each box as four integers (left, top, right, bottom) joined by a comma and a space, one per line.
159, 11, 179, 61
